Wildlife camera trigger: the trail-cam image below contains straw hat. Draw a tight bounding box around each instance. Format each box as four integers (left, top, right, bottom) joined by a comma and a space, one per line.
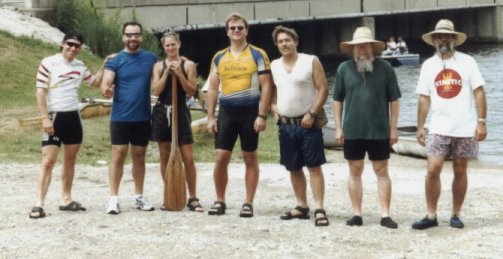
340, 27, 385, 55
422, 19, 466, 47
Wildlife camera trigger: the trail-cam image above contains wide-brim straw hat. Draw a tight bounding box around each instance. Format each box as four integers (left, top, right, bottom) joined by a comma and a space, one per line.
340, 27, 385, 55
422, 19, 467, 47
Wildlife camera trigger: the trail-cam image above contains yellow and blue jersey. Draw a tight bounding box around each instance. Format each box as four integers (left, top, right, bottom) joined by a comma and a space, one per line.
210, 44, 270, 107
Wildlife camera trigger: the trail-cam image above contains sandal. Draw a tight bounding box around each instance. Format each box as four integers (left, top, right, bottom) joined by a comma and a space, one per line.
280, 206, 310, 220
239, 203, 253, 218
186, 198, 204, 212
59, 201, 86, 211
314, 209, 329, 227
29, 206, 46, 219
208, 201, 226, 216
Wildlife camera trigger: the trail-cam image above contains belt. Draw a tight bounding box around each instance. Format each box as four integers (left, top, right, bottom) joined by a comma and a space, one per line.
279, 116, 303, 126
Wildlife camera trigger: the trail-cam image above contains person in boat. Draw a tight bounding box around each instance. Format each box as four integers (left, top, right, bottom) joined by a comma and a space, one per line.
101, 21, 158, 215
332, 27, 401, 229
382, 36, 397, 55
150, 31, 203, 212
270, 26, 329, 227
206, 13, 273, 217
30, 32, 108, 219
396, 36, 408, 54
412, 19, 488, 230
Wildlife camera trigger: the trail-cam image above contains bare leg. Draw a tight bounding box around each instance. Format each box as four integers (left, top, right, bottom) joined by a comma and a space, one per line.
60, 144, 81, 205
131, 145, 147, 195
425, 156, 444, 218
289, 169, 308, 208
213, 149, 231, 202
36, 145, 59, 207
243, 151, 259, 204
452, 157, 468, 215
109, 145, 128, 196
307, 166, 325, 209
348, 160, 364, 216
157, 141, 170, 182
372, 159, 392, 217
180, 143, 197, 198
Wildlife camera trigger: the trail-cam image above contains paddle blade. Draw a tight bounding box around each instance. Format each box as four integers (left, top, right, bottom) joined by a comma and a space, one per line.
163, 149, 186, 211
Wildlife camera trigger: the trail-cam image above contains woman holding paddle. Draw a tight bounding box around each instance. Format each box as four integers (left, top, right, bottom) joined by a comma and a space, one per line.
151, 31, 203, 212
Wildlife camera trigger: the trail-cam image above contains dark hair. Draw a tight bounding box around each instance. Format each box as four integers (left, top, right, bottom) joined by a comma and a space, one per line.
63, 32, 84, 44
122, 21, 143, 34
272, 25, 298, 44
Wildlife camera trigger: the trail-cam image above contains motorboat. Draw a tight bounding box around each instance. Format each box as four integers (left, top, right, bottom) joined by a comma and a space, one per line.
380, 52, 420, 66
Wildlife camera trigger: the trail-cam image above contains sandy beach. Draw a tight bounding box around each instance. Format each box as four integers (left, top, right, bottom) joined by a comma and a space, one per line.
1, 151, 502, 258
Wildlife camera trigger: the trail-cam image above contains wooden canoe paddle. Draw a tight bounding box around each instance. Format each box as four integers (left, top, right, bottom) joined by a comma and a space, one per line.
163, 73, 187, 211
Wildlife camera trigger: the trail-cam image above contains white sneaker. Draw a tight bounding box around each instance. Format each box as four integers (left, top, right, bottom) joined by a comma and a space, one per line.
106, 198, 120, 215
132, 196, 154, 211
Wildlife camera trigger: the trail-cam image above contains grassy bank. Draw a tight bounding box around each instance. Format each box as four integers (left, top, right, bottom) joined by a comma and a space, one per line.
0, 30, 280, 165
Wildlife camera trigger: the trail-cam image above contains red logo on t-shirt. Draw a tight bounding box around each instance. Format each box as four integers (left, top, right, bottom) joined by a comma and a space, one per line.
434, 69, 462, 99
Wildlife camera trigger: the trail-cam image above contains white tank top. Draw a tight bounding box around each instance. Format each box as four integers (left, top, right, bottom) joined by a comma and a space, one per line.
271, 53, 317, 117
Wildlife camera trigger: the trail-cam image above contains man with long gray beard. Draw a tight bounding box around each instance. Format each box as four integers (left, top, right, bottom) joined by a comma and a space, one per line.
332, 26, 401, 229
412, 19, 487, 230
101, 21, 158, 214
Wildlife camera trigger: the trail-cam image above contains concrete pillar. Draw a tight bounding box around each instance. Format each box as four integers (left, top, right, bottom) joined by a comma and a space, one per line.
361, 17, 375, 37
497, 6, 503, 42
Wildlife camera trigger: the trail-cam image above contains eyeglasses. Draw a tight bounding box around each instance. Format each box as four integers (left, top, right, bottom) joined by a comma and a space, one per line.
124, 32, 142, 38
65, 41, 81, 49
229, 26, 245, 31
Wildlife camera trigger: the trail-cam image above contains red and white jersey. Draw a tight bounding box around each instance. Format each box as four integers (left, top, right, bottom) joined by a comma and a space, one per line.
36, 54, 95, 111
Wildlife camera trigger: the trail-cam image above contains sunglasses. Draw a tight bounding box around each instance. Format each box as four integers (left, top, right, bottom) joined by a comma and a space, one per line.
229, 26, 245, 31
65, 41, 81, 48
124, 32, 142, 38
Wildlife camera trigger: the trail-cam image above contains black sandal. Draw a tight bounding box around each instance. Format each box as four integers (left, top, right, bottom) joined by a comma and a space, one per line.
239, 203, 253, 218
314, 209, 329, 227
59, 201, 86, 211
280, 206, 310, 220
29, 206, 46, 219
208, 201, 226, 216
186, 198, 203, 212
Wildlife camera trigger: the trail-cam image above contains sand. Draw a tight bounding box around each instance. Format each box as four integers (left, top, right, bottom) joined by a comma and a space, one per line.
1, 151, 502, 258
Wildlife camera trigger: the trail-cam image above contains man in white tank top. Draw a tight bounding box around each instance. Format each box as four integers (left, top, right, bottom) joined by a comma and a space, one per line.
270, 26, 330, 227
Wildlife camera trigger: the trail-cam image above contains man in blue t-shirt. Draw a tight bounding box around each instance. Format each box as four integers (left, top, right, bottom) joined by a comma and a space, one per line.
101, 21, 157, 215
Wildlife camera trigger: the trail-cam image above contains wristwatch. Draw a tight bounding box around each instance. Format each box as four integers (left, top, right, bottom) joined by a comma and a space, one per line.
308, 110, 318, 119
478, 118, 487, 124
257, 114, 267, 120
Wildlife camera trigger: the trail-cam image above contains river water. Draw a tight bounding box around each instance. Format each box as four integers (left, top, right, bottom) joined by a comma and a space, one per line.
324, 43, 502, 165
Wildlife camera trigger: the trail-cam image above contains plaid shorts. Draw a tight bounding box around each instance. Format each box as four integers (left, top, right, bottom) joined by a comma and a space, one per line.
427, 134, 478, 158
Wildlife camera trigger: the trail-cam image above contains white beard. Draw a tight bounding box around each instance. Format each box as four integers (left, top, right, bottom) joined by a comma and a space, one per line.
355, 56, 374, 73
435, 41, 455, 55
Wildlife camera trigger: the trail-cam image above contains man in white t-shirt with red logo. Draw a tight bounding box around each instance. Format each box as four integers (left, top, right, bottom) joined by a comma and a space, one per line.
412, 19, 488, 230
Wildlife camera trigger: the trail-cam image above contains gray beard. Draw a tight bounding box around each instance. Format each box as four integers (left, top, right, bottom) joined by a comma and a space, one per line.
435, 41, 455, 55
355, 57, 374, 73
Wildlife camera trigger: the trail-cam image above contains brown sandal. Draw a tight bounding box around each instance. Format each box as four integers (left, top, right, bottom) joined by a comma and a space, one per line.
186, 198, 203, 212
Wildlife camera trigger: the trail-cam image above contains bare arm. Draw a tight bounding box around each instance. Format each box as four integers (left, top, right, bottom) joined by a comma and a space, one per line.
474, 86, 487, 141
100, 69, 116, 99
171, 60, 197, 97
389, 100, 399, 144
254, 73, 273, 132
151, 61, 167, 96
332, 100, 344, 144
91, 54, 117, 88
301, 56, 328, 128
417, 94, 430, 146
206, 73, 220, 134
36, 87, 54, 136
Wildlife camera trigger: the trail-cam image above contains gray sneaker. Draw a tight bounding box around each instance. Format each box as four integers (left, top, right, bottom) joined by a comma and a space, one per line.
132, 196, 154, 211
106, 199, 120, 215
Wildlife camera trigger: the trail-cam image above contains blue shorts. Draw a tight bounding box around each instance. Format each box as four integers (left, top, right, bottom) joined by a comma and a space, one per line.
110, 121, 150, 146
343, 139, 390, 161
427, 134, 478, 158
279, 124, 326, 171
215, 106, 258, 152
41, 110, 83, 147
